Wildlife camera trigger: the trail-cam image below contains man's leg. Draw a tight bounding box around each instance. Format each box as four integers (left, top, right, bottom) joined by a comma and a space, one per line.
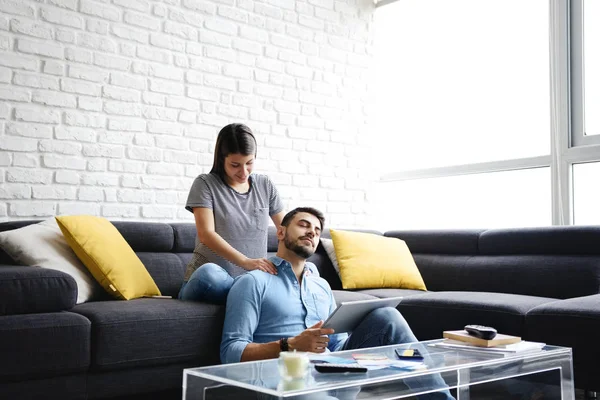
341, 307, 417, 349
342, 307, 454, 400
178, 263, 234, 304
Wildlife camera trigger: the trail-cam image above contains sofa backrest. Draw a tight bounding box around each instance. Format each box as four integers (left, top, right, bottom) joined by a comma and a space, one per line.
0, 220, 189, 298
386, 226, 600, 299
0, 220, 345, 297
3, 221, 599, 300
111, 221, 187, 298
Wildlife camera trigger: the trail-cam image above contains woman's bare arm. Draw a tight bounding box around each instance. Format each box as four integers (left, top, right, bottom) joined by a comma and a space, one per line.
270, 210, 285, 229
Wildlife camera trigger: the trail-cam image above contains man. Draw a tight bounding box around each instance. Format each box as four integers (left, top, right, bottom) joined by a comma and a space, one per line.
220, 207, 453, 399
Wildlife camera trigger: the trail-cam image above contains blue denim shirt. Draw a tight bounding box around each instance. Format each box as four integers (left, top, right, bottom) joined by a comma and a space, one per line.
220, 256, 348, 364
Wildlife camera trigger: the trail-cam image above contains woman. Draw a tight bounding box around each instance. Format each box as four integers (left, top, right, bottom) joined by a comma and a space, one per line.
179, 123, 285, 304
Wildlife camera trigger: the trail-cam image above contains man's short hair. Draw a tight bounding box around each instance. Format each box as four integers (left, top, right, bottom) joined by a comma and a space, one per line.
281, 207, 325, 230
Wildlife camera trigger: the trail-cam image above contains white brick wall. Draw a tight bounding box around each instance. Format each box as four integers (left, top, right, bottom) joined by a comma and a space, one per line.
0, 0, 375, 228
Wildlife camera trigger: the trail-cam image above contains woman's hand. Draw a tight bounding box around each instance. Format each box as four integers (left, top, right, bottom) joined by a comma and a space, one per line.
241, 258, 278, 275
288, 321, 334, 353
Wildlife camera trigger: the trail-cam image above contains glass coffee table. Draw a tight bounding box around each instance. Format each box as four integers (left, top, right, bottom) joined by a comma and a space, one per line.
183, 339, 575, 399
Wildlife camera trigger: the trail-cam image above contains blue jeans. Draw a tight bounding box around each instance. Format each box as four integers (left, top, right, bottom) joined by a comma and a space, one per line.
178, 263, 234, 304
341, 307, 454, 400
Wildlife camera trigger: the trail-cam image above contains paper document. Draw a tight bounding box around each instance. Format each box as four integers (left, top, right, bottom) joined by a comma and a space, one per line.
351, 353, 425, 371
430, 339, 545, 353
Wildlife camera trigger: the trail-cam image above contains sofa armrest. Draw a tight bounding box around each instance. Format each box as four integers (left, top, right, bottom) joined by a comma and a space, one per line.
0, 265, 77, 315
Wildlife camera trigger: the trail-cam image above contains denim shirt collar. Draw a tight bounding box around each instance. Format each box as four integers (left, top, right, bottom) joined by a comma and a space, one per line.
269, 256, 312, 274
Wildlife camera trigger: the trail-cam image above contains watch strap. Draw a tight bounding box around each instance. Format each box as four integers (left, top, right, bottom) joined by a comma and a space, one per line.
279, 337, 289, 352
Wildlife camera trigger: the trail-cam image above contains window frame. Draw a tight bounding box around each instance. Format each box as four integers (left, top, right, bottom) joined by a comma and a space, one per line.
375, 0, 600, 227
571, 0, 600, 146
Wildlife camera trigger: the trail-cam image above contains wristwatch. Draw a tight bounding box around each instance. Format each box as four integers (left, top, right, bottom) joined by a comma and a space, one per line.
279, 337, 289, 352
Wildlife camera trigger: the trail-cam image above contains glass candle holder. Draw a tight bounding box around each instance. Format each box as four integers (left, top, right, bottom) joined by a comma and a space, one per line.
278, 351, 309, 381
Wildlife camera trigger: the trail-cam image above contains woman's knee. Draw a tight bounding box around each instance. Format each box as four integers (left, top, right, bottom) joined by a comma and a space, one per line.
192, 263, 228, 281
181, 263, 233, 303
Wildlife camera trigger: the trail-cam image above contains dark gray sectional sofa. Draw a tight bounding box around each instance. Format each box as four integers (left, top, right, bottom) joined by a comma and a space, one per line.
1, 220, 600, 399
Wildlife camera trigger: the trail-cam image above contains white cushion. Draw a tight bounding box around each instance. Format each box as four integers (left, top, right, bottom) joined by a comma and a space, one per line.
320, 238, 340, 278
0, 219, 102, 304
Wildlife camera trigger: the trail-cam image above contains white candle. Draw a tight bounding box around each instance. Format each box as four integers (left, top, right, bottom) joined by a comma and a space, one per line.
279, 351, 309, 379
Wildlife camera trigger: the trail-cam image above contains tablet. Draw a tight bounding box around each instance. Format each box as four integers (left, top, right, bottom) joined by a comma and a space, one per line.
322, 297, 404, 333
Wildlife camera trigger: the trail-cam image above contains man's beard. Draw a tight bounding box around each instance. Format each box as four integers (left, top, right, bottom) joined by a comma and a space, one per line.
283, 233, 315, 259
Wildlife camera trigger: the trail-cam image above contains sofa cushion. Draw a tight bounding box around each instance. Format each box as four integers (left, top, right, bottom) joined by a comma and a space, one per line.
71, 299, 224, 371
479, 226, 600, 255
0, 374, 86, 400
0, 221, 42, 265
385, 230, 483, 255
111, 221, 174, 252
0, 266, 77, 315
411, 253, 600, 299
411, 254, 474, 292
86, 362, 198, 400
0, 312, 90, 381
398, 291, 557, 340
356, 288, 427, 299
0, 219, 101, 304
56, 216, 161, 300
525, 294, 600, 390
330, 229, 427, 291
320, 238, 339, 274
170, 223, 196, 253
307, 247, 342, 290
136, 253, 185, 298
0, 220, 41, 265
462, 255, 600, 299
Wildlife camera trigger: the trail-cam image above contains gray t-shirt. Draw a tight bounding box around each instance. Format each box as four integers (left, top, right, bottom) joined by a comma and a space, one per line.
184, 173, 283, 280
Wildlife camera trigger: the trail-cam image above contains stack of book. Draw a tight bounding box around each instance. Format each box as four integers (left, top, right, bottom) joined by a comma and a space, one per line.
433, 330, 546, 353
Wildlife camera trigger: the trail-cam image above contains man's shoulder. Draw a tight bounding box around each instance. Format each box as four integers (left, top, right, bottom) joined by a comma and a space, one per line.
231, 270, 270, 290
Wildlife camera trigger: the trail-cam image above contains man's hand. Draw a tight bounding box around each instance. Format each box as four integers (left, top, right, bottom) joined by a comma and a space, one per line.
288, 321, 335, 353
241, 258, 278, 275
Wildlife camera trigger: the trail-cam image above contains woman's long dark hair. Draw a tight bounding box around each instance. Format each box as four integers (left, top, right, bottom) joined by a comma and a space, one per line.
210, 123, 257, 181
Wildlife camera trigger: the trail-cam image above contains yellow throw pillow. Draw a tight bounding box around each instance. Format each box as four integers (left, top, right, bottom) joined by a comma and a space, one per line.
56, 215, 161, 300
330, 229, 427, 291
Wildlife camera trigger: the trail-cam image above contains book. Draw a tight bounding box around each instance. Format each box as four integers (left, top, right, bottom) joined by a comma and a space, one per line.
431, 339, 546, 354
442, 330, 521, 347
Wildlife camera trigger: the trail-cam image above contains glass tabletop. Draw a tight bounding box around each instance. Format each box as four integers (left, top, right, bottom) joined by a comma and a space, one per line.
183, 339, 572, 398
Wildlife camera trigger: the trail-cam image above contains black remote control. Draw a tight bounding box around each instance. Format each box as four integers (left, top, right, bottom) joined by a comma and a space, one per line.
464, 325, 497, 340
314, 363, 368, 373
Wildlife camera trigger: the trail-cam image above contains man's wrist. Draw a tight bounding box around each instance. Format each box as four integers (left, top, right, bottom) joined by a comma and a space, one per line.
279, 337, 289, 352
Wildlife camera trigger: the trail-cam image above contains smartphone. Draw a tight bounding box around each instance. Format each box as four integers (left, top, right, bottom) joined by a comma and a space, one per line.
395, 348, 424, 360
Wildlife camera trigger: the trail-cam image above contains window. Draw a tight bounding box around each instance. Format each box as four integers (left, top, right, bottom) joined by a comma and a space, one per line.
583, 0, 600, 136
373, 0, 600, 229
375, 168, 551, 230
374, 0, 550, 172
572, 0, 600, 145
573, 162, 600, 224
